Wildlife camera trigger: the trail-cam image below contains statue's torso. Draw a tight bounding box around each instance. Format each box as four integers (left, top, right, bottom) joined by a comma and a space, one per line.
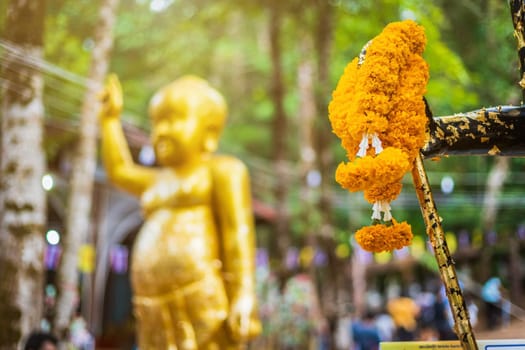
132, 165, 221, 296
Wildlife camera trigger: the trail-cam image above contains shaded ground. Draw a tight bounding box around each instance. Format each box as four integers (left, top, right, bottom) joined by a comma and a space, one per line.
475, 319, 525, 340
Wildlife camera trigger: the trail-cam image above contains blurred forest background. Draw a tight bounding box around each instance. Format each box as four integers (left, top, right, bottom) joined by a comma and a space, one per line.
2, 0, 525, 348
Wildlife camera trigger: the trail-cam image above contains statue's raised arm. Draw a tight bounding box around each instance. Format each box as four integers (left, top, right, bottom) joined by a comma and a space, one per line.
99, 74, 156, 196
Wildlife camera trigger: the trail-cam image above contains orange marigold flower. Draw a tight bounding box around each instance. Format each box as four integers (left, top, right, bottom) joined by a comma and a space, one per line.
364, 182, 403, 203
355, 225, 390, 252
328, 19, 428, 252
355, 220, 413, 253
335, 147, 410, 193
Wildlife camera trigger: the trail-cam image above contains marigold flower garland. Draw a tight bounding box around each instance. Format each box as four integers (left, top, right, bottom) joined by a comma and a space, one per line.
328, 20, 429, 253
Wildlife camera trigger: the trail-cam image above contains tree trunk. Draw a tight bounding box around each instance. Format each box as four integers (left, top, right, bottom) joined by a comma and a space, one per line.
482, 157, 509, 233
478, 157, 509, 282
314, 0, 334, 241
313, 0, 348, 329
0, 1, 47, 348
296, 28, 322, 297
297, 35, 317, 229
268, 1, 290, 266
508, 235, 522, 307
53, 0, 119, 338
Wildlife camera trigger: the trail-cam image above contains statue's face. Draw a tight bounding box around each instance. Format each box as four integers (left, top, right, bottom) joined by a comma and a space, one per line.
150, 96, 205, 167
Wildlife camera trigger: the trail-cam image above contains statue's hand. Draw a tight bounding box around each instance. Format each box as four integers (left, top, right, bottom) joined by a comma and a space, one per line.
99, 74, 123, 120
226, 294, 261, 342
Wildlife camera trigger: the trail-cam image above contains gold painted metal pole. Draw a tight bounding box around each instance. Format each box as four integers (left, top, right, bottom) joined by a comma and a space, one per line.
509, 0, 525, 101
422, 105, 525, 158
411, 153, 478, 350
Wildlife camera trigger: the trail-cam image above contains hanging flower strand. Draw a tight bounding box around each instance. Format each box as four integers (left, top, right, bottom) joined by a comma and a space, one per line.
328, 20, 429, 253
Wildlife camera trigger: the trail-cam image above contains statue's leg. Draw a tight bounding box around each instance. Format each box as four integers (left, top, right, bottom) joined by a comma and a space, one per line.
169, 292, 198, 350
134, 291, 203, 350
200, 324, 243, 350
133, 298, 177, 350
183, 273, 230, 347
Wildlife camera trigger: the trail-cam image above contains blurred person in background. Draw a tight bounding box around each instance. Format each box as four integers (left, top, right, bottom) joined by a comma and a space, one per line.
481, 277, 503, 330
387, 294, 420, 341
24, 332, 58, 350
374, 306, 395, 343
351, 310, 380, 350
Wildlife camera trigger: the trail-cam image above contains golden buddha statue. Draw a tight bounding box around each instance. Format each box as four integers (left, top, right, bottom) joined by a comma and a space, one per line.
99, 75, 261, 349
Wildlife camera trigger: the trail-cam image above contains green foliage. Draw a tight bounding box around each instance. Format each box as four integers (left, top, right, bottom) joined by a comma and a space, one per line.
438, 0, 519, 105
3, 0, 523, 252
44, 1, 95, 76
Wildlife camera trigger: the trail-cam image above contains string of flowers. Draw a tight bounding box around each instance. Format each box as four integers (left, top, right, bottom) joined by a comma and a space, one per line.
328, 20, 430, 252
